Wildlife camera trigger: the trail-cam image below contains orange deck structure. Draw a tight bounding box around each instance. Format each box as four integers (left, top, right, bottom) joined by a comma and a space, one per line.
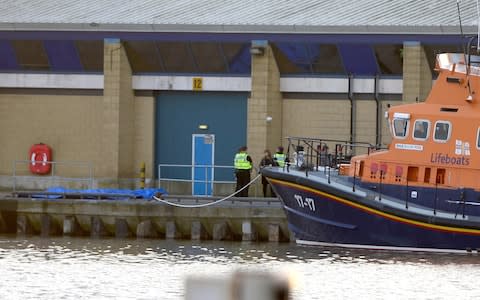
350, 52, 480, 190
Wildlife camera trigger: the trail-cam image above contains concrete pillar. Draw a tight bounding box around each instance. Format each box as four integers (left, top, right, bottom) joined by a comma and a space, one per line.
248, 40, 283, 166
136, 220, 159, 238
91, 216, 108, 237
402, 41, 432, 103
17, 214, 33, 235
41, 214, 61, 237
115, 218, 132, 238
268, 223, 282, 242
63, 215, 83, 236
242, 220, 258, 241
0, 211, 17, 233
212, 221, 232, 241
166, 221, 181, 239
191, 221, 209, 240
0, 214, 6, 233
100, 38, 135, 184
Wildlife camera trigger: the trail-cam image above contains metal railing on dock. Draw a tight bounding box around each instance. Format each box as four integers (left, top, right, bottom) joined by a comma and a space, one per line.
12, 160, 94, 192
157, 164, 259, 196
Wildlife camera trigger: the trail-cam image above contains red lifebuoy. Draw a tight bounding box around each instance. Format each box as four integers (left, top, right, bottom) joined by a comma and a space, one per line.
29, 143, 52, 174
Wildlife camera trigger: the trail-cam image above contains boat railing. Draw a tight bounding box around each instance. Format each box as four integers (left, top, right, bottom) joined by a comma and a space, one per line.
349, 162, 474, 218
280, 143, 475, 217
283, 136, 379, 174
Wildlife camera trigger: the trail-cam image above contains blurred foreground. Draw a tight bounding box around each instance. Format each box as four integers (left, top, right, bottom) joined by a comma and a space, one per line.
186, 271, 290, 300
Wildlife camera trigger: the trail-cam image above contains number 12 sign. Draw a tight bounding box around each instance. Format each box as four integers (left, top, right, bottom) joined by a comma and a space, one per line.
192, 77, 203, 91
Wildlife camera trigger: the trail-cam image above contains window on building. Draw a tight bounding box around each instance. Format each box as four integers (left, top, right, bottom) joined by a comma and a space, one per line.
190, 42, 226, 73
221, 43, 251, 74
157, 42, 195, 73
124, 41, 164, 73
273, 43, 344, 75
393, 118, 409, 138
124, 41, 251, 74
311, 44, 344, 74
338, 44, 378, 75
374, 44, 403, 75
12, 40, 50, 71
413, 120, 429, 140
433, 121, 451, 142
75, 40, 104, 72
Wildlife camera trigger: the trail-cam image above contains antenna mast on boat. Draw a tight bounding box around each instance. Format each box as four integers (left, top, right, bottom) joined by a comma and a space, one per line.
477, 0, 480, 51
457, 0, 467, 56
457, 0, 475, 101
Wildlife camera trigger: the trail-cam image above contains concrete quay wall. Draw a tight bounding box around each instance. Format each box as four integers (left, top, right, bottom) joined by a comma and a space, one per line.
0, 195, 291, 242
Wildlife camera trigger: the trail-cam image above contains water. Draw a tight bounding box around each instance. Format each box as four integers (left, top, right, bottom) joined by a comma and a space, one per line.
1, 236, 480, 300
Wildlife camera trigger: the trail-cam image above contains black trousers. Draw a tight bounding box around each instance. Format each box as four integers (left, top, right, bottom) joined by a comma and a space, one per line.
261, 175, 275, 197
235, 170, 250, 197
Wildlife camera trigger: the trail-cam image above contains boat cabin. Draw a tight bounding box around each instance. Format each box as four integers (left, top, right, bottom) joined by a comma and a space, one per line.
350, 52, 480, 190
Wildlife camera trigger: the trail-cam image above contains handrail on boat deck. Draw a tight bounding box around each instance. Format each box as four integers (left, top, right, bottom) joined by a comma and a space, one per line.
281, 160, 471, 218
283, 136, 381, 174
276, 137, 475, 218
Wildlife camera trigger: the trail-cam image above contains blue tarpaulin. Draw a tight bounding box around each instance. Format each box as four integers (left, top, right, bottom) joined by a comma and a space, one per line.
32, 187, 167, 200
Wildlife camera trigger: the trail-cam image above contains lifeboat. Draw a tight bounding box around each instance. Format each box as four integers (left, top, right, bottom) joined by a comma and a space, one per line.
262, 43, 480, 253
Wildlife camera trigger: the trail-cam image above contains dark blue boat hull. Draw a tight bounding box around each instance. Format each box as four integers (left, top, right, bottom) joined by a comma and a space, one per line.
268, 175, 480, 252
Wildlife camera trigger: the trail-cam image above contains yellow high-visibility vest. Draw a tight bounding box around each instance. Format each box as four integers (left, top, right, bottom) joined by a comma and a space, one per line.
234, 152, 252, 170
274, 153, 286, 167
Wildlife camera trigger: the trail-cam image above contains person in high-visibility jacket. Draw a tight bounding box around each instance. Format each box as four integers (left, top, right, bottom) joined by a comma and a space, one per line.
273, 146, 286, 167
234, 146, 253, 197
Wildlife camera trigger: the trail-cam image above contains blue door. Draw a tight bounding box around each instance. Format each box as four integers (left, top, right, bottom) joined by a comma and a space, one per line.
192, 134, 214, 196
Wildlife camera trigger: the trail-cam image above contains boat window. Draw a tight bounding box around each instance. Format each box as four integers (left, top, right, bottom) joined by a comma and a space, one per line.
424, 168, 431, 183
407, 166, 419, 182
413, 120, 429, 140
433, 121, 451, 142
392, 118, 409, 139
436, 169, 445, 184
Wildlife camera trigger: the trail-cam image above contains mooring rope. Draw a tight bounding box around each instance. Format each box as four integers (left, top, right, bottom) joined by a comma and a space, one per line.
152, 173, 262, 208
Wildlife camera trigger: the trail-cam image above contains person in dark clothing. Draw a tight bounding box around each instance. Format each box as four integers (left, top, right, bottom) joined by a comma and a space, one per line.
259, 149, 277, 197
234, 146, 253, 197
